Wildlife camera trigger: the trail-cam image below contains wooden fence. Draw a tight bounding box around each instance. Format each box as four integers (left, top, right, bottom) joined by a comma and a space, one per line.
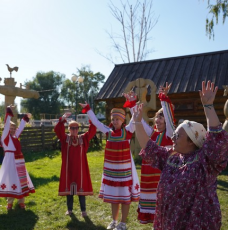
0, 125, 103, 152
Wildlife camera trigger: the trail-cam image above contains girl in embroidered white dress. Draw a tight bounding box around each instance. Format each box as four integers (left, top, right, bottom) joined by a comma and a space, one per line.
0, 105, 35, 210
79, 103, 140, 230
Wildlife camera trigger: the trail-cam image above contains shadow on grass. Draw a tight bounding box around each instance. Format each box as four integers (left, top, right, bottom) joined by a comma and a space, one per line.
29, 174, 60, 188
0, 208, 38, 230
135, 165, 142, 170
23, 150, 61, 163
67, 214, 106, 230
22, 143, 103, 163
217, 167, 228, 192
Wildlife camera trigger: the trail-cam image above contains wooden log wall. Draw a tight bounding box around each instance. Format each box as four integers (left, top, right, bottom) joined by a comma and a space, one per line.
104, 89, 227, 129
19, 126, 55, 151
167, 90, 226, 127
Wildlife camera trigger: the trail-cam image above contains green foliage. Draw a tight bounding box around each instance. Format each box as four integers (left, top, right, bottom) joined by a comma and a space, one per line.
0, 102, 5, 119
205, 0, 228, 39
0, 102, 19, 127
95, 101, 106, 118
60, 66, 105, 115
21, 71, 65, 119
0, 102, 5, 127
0, 147, 227, 229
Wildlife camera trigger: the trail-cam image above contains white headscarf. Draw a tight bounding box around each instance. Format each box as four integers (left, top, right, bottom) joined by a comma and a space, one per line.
178, 120, 206, 148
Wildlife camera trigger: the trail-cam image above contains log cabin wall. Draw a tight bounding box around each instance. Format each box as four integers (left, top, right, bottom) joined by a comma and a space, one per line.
103, 89, 226, 129
96, 49, 228, 157
166, 90, 226, 128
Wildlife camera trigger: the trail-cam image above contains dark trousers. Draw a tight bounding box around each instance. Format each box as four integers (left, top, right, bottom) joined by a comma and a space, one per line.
67, 195, 86, 212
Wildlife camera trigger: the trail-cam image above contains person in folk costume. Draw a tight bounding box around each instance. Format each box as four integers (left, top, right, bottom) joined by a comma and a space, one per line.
123, 82, 175, 224
0, 105, 35, 210
79, 103, 140, 230
54, 112, 96, 217
133, 81, 228, 230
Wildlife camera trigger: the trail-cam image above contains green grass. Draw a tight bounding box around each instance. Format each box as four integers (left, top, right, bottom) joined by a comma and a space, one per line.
0, 143, 227, 230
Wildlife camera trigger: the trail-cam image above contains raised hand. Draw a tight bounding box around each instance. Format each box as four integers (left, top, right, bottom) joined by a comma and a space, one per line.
199, 81, 218, 105
26, 113, 32, 119
122, 91, 137, 101
133, 103, 143, 122
7, 104, 16, 109
133, 103, 149, 149
159, 82, 172, 96
62, 112, 72, 119
79, 102, 88, 108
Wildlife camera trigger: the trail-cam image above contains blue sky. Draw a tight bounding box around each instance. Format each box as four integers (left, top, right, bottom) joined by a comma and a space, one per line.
0, 0, 227, 111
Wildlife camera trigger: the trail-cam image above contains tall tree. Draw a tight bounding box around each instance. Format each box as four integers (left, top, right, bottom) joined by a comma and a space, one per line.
60, 66, 105, 116
100, 0, 158, 63
0, 102, 5, 127
205, 0, 228, 39
0, 102, 19, 125
21, 71, 65, 119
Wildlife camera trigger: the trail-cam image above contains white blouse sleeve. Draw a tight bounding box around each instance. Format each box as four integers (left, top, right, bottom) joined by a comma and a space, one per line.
1, 114, 16, 150
129, 105, 153, 136
15, 119, 26, 138
125, 116, 135, 133
87, 110, 110, 134
161, 100, 175, 138
141, 119, 154, 137
1, 115, 11, 142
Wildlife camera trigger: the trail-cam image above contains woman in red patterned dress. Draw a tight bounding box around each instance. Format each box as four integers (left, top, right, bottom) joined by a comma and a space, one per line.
54, 112, 96, 217
123, 83, 175, 224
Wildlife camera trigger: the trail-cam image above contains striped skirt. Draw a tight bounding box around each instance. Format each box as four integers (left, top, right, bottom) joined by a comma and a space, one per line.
137, 160, 161, 224
99, 140, 140, 204
0, 152, 35, 198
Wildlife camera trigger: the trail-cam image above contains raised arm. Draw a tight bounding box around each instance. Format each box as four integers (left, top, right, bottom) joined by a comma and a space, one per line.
133, 103, 170, 170
1, 106, 14, 143
15, 113, 31, 138
84, 121, 97, 141
79, 103, 110, 134
159, 82, 175, 137
123, 91, 153, 136
133, 103, 150, 149
54, 112, 71, 142
197, 81, 228, 179
199, 81, 220, 127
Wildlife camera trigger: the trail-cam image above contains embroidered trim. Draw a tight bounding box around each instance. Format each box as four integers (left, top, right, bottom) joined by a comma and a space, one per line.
167, 153, 198, 168
208, 127, 223, 133
155, 131, 165, 146
108, 128, 126, 141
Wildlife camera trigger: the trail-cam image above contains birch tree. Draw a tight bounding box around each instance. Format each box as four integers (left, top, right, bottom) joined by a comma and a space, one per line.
102, 0, 158, 63
204, 0, 228, 39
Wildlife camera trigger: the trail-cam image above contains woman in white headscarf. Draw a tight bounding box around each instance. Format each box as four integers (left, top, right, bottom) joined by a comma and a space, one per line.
133, 81, 228, 230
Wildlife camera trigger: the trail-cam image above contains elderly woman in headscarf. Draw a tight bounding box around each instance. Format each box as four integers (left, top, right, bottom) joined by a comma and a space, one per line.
133, 81, 228, 230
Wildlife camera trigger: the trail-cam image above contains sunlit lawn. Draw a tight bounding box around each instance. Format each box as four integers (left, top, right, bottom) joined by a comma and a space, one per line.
0, 142, 227, 230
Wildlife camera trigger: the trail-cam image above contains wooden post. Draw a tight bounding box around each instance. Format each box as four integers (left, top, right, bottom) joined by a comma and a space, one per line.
0, 77, 39, 124
124, 78, 157, 157
41, 125, 45, 150
99, 131, 102, 144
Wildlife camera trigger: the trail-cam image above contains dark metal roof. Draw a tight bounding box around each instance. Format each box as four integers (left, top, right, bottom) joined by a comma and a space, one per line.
96, 49, 228, 100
